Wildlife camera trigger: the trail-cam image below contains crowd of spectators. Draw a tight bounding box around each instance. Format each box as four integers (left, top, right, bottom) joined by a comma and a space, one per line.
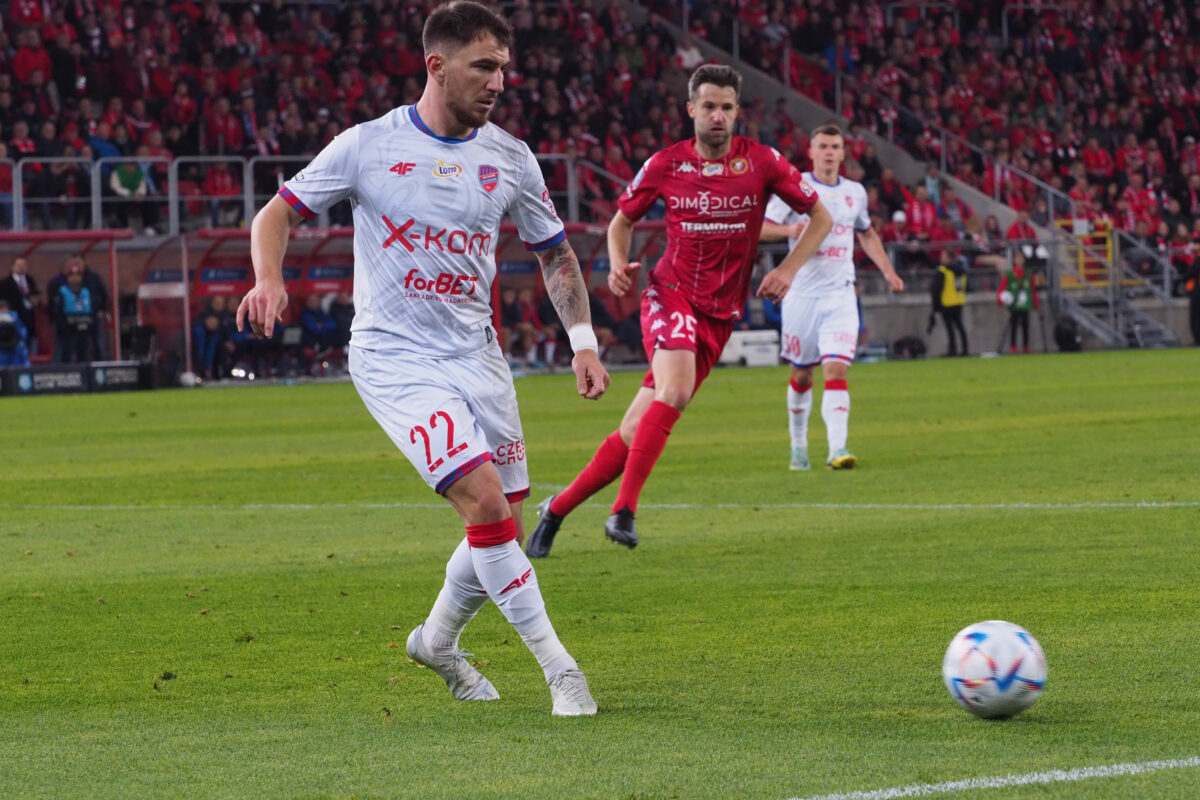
649, 0, 1200, 277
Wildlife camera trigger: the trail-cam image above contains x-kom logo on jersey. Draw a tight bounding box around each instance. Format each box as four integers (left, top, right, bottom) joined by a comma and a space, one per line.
381, 214, 493, 256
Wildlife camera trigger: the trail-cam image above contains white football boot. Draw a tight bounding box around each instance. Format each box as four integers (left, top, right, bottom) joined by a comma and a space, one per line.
548, 668, 598, 717
406, 624, 499, 701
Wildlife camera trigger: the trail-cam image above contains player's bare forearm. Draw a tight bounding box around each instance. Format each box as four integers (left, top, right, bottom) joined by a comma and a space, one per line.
858, 227, 905, 291
759, 220, 791, 242
241, 195, 303, 336
606, 211, 642, 296
250, 195, 303, 284
607, 210, 635, 271
537, 240, 591, 329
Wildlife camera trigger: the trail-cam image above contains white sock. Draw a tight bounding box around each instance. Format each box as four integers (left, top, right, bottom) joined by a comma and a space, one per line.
470, 540, 577, 682
544, 340, 556, 364
822, 384, 850, 453
787, 381, 812, 450
421, 538, 488, 652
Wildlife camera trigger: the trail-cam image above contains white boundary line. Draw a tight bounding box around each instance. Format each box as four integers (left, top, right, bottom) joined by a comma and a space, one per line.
3, 500, 1199, 512
788, 756, 1200, 800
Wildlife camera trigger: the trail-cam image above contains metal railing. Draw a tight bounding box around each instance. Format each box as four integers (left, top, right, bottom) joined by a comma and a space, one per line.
1, 153, 621, 236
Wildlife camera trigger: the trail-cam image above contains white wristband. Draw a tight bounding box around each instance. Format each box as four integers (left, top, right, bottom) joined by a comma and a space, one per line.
567, 324, 599, 352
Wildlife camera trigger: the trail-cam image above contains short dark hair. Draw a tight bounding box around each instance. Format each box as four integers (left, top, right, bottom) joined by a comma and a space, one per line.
811, 122, 845, 139
687, 64, 742, 100
422, 1, 512, 54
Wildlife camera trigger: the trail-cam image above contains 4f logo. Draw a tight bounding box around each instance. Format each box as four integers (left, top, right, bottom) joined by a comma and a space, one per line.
500, 568, 532, 595
390, 161, 416, 176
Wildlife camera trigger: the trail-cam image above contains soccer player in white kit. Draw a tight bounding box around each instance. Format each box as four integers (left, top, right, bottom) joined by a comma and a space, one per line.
761, 124, 904, 470
237, 1, 609, 716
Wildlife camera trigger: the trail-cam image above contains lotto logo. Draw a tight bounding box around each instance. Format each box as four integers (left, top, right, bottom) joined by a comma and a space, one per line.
403, 269, 481, 296
382, 215, 492, 256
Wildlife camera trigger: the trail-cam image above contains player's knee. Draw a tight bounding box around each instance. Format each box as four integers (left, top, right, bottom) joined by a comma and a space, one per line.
654, 383, 692, 410
789, 368, 813, 390
823, 362, 849, 382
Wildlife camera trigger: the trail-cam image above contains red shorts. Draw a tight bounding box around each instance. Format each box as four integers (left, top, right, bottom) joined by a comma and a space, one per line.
639, 281, 735, 391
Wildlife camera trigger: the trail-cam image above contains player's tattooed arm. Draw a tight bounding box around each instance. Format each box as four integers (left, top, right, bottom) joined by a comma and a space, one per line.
537, 240, 592, 328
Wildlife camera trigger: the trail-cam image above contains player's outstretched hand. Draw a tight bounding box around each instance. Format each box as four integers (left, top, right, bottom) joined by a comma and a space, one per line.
788, 220, 808, 239
572, 350, 610, 400
608, 261, 641, 297
236, 281, 288, 338
886, 272, 905, 292
756, 266, 792, 302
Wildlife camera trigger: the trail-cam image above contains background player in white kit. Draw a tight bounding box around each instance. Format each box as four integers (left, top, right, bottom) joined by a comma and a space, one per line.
761, 124, 904, 470
237, 1, 609, 717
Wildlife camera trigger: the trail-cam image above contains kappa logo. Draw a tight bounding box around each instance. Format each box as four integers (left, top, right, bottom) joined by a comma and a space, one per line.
649, 301, 663, 313
650, 319, 666, 332
676, 161, 697, 173
701, 162, 724, 176
433, 160, 463, 178
500, 568, 533, 594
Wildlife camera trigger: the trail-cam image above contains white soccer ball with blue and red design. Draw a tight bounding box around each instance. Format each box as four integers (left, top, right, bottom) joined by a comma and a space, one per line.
942, 620, 1047, 718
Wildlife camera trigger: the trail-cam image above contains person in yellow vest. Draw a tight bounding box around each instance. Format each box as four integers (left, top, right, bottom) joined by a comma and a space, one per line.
929, 249, 969, 356
997, 250, 1039, 353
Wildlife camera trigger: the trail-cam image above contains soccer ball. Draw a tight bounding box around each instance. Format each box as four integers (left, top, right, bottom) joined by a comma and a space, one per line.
942, 620, 1047, 719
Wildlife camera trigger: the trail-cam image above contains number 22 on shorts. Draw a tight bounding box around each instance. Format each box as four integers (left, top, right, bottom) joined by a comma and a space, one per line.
410, 411, 468, 472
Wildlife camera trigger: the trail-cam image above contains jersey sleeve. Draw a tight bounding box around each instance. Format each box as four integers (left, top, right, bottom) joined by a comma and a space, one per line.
616, 151, 666, 222
278, 127, 360, 220
854, 184, 871, 231
765, 148, 818, 217
764, 193, 801, 225
509, 147, 566, 251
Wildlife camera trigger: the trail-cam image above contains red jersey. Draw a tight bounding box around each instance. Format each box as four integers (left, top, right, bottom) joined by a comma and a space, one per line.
617, 137, 818, 320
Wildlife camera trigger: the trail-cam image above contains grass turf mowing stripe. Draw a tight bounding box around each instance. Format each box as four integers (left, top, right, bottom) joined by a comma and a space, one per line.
789, 756, 1200, 800
4, 501, 1199, 511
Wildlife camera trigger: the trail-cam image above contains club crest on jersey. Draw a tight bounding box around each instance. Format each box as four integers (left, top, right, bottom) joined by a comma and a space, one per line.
845, 196, 854, 207
478, 164, 499, 193
433, 160, 463, 179
729, 157, 749, 175
701, 162, 724, 177
676, 161, 697, 173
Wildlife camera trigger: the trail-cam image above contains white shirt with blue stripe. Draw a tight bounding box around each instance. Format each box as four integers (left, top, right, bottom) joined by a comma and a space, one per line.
765, 172, 870, 297
278, 105, 565, 356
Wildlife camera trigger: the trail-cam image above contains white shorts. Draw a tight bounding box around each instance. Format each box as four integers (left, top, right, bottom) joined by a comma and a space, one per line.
779, 288, 859, 368
349, 344, 529, 500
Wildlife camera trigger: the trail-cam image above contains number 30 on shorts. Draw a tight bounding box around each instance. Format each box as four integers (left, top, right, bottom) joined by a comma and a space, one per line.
410, 411, 469, 472
670, 311, 697, 342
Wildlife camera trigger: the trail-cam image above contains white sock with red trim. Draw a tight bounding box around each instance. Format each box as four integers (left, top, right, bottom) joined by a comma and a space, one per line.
468, 523, 577, 682
822, 378, 850, 453
787, 378, 813, 450
421, 537, 489, 652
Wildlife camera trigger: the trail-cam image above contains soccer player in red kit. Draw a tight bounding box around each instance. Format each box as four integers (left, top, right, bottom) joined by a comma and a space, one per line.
526, 64, 832, 557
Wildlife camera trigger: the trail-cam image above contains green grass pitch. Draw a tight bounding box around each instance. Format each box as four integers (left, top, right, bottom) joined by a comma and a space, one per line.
3, 349, 1199, 799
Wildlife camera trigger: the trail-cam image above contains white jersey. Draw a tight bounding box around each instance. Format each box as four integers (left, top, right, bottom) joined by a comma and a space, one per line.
764, 172, 869, 297
279, 105, 565, 356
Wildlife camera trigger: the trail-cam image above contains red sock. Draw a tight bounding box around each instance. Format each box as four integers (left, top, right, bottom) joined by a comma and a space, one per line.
613, 401, 681, 514
465, 517, 517, 547
550, 431, 629, 517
